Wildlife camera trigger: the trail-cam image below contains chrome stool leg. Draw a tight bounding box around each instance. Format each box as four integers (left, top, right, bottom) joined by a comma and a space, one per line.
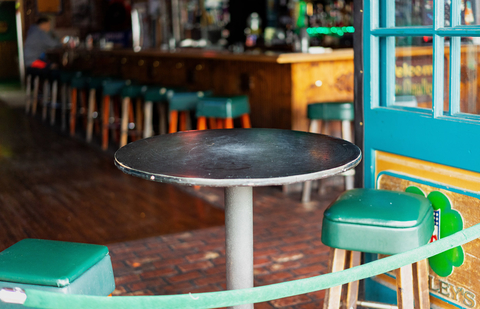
31, 76, 40, 115
61, 84, 68, 131
143, 100, 153, 138
50, 80, 58, 126
86, 88, 96, 143
42, 80, 50, 121
25, 74, 32, 114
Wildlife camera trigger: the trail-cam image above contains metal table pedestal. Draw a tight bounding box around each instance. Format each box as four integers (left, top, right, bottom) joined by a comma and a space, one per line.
114, 128, 362, 309
225, 186, 253, 309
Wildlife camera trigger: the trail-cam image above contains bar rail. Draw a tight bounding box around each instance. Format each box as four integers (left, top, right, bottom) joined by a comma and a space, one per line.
8, 222, 480, 309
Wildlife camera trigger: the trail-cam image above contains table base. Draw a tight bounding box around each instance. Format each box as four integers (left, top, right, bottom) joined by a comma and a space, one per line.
225, 186, 254, 309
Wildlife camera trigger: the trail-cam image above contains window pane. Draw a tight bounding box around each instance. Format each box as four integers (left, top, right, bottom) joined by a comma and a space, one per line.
395, 0, 433, 26
447, 0, 480, 26
459, 42, 480, 114
395, 0, 480, 27
393, 37, 449, 110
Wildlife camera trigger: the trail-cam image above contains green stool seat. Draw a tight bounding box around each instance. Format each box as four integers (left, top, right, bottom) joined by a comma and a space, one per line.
196, 95, 250, 119
143, 87, 186, 102
70, 76, 89, 89
102, 80, 129, 96
0, 239, 115, 301
322, 189, 434, 255
322, 189, 433, 309
169, 91, 212, 111
121, 85, 145, 98
60, 71, 81, 83
307, 102, 354, 121
88, 77, 110, 90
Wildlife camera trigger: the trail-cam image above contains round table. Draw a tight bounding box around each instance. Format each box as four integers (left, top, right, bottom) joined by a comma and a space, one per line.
115, 128, 361, 309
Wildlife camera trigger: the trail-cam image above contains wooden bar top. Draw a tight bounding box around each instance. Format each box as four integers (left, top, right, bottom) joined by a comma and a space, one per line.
53, 47, 355, 131
71, 47, 354, 64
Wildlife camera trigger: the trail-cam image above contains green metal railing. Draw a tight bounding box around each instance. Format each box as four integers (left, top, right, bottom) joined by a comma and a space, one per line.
10, 222, 480, 309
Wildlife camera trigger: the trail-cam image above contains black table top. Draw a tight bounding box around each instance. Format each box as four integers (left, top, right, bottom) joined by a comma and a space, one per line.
114, 128, 362, 187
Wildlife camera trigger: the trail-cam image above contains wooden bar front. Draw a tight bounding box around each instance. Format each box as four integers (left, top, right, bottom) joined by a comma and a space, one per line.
58, 48, 354, 132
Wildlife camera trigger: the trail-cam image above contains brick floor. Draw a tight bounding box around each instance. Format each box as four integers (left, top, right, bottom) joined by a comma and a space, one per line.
108, 179, 345, 307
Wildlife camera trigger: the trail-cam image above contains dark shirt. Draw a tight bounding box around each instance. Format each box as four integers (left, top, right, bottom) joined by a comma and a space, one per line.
24, 25, 62, 67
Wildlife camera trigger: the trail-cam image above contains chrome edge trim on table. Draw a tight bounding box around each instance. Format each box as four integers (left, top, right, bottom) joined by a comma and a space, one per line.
114, 158, 360, 187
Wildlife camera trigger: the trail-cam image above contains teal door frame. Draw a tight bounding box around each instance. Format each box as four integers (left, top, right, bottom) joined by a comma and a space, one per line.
361, 0, 480, 305
363, 0, 480, 189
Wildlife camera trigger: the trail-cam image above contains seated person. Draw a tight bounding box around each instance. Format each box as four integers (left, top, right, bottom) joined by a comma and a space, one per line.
24, 17, 62, 69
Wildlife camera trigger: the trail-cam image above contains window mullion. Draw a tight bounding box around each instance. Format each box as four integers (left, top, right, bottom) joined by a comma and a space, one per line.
369, 0, 379, 109
449, 0, 461, 115
385, 0, 395, 107
432, 0, 445, 118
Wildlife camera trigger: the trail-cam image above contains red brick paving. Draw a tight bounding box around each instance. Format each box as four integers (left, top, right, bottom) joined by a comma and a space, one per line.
108, 180, 345, 308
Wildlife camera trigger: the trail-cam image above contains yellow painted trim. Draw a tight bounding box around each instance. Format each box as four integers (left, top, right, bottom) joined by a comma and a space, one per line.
375, 151, 480, 194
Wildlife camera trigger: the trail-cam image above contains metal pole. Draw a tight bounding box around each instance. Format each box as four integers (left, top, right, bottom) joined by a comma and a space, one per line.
171, 0, 181, 47
224, 186, 254, 309
131, 8, 142, 52
159, 0, 170, 50
16, 0, 25, 89
353, 0, 364, 189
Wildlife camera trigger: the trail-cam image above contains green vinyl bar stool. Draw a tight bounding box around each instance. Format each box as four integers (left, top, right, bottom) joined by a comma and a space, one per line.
42, 70, 60, 125
302, 102, 355, 203
168, 90, 211, 133
119, 84, 145, 147
57, 71, 82, 132
69, 75, 89, 137
142, 86, 185, 137
101, 80, 129, 150
25, 67, 48, 116
0, 239, 115, 308
85, 77, 110, 143
24, 68, 37, 115
196, 95, 251, 130
322, 189, 433, 309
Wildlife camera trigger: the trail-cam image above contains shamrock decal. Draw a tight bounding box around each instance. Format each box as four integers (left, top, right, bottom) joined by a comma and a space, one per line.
406, 186, 464, 277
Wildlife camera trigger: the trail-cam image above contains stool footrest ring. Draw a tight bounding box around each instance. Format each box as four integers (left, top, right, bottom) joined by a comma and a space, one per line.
357, 301, 398, 309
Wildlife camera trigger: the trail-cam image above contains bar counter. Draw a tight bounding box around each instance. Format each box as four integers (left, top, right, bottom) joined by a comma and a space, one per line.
56, 48, 354, 131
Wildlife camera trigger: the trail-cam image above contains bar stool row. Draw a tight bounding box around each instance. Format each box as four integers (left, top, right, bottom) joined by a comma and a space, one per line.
26, 67, 356, 203
25, 68, 252, 150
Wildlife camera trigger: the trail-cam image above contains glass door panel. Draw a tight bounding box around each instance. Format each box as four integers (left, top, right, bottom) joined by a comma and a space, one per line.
394, 37, 436, 109
459, 42, 480, 114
